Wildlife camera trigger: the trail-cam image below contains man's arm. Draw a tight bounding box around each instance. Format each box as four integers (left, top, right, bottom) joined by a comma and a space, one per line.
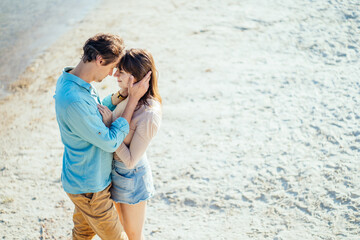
66, 101, 129, 152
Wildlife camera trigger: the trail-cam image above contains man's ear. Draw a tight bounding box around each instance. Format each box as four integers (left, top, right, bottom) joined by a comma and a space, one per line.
96, 55, 104, 65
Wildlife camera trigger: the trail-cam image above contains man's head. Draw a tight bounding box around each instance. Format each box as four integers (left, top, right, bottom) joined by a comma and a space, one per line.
82, 33, 125, 82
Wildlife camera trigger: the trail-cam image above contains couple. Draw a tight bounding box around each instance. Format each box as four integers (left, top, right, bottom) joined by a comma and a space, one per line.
54, 33, 162, 240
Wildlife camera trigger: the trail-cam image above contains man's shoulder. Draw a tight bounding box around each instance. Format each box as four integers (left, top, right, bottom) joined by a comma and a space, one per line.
55, 82, 82, 105
55, 89, 91, 119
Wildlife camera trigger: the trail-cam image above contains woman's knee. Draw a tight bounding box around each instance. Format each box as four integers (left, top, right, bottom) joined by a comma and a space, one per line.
124, 228, 142, 240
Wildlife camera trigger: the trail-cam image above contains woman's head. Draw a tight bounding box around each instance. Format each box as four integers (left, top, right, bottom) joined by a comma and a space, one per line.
115, 49, 161, 106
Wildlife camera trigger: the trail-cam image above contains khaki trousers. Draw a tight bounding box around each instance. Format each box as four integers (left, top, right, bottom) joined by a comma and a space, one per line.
67, 184, 124, 240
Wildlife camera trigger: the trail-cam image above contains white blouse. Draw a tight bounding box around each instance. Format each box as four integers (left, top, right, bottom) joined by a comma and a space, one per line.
112, 97, 162, 169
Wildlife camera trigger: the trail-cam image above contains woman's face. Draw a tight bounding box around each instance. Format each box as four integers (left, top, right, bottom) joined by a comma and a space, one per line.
114, 68, 134, 89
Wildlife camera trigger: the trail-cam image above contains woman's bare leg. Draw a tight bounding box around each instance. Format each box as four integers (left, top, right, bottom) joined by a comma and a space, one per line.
114, 201, 125, 226
114, 201, 130, 240
118, 201, 147, 240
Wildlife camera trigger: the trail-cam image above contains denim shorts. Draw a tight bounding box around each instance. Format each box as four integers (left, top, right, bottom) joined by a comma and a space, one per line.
110, 157, 155, 205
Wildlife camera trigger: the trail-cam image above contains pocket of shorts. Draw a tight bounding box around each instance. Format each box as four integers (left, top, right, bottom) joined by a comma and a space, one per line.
112, 168, 135, 191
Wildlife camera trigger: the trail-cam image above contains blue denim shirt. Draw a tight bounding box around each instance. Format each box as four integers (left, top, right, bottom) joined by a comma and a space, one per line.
54, 67, 129, 194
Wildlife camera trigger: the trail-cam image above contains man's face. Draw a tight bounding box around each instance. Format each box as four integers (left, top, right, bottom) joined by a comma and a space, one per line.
95, 59, 119, 82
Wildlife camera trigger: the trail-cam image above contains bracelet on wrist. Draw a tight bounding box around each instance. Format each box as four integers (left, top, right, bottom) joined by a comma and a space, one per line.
117, 91, 127, 100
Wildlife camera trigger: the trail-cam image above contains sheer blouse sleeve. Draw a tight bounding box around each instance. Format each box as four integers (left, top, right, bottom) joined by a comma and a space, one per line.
114, 110, 161, 169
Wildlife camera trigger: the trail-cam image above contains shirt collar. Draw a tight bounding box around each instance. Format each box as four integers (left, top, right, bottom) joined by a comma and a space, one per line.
62, 67, 92, 92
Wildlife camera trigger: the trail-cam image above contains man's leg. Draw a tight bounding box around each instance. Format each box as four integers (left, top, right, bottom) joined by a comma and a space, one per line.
72, 205, 96, 240
67, 184, 124, 240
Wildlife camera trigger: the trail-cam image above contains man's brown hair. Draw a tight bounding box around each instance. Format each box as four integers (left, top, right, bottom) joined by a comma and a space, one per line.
82, 33, 125, 65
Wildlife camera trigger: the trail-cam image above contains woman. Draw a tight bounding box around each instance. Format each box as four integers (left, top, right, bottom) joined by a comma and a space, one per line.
99, 49, 162, 240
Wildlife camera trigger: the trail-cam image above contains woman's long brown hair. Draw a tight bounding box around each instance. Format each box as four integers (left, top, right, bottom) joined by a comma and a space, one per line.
118, 49, 162, 107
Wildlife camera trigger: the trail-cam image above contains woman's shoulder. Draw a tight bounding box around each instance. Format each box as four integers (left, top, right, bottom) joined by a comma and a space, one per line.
133, 99, 161, 125
144, 98, 162, 117
138, 99, 161, 125
134, 99, 162, 138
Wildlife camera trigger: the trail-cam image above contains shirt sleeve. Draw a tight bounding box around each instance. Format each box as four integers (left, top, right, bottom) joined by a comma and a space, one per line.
66, 101, 129, 152
101, 94, 116, 111
114, 112, 161, 169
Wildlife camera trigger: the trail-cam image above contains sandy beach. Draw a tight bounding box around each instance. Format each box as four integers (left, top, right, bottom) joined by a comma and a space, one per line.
1, 0, 359, 239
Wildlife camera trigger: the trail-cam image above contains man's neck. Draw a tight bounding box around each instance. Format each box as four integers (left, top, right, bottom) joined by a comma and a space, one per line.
69, 61, 95, 84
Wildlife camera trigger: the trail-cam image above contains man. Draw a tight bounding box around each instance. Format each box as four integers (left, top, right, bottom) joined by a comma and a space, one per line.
54, 33, 150, 239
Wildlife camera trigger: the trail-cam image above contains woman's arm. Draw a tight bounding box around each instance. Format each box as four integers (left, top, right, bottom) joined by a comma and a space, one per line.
102, 89, 128, 112
111, 88, 128, 106
114, 112, 161, 169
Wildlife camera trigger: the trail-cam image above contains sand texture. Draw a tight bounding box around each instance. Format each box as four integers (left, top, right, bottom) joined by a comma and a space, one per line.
0, 0, 359, 239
